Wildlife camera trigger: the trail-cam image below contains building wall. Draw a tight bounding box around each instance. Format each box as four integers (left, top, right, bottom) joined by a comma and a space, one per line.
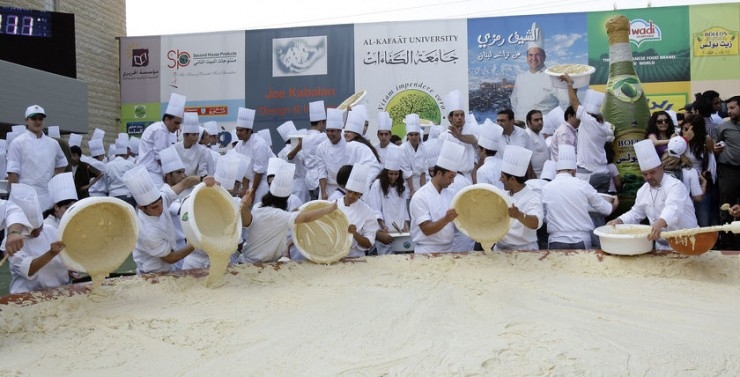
1, 0, 125, 146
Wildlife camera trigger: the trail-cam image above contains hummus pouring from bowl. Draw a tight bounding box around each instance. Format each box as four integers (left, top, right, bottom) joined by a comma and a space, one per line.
291, 200, 352, 264
58, 197, 139, 290
451, 183, 511, 252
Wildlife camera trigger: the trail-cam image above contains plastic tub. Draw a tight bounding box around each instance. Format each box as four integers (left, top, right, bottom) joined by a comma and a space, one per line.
593, 224, 653, 255
179, 183, 242, 252
290, 200, 352, 264
451, 183, 511, 249
545, 64, 595, 89
389, 232, 414, 253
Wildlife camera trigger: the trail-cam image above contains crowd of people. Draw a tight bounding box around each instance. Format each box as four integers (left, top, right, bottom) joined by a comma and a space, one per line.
1, 85, 739, 295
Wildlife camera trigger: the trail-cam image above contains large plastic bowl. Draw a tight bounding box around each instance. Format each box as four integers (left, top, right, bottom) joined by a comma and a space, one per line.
593, 224, 653, 255
179, 183, 242, 253
290, 200, 351, 264
451, 183, 511, 248
58, 197, 138, 277
545, 64, 595, 89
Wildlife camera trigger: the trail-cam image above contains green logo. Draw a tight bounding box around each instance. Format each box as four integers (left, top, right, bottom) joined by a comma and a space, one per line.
607, 75, 643, 103
181, 212, 189, 222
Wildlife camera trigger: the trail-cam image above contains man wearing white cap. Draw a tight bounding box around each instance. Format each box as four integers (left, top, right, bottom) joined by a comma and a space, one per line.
608, 139, 698, 249
85, 139, 108, 197
543, 145, 617, 249
105, 141, 137, 207
559, 74, 612, 193
173, 112, 210, 178
525, 110, 548, 178
438, 90, 477, 180
138, 93, 186, 187
238, 163, 341, 264
128, 136, 140, 162
344, 110, 382, 189
276, 121, 310, 203
661, 136, 705, 203
124, 165, 213, 274
400, 114, 428, 196
299, 100, 329, 200
409, 140, 463, 253
6, 105, 69, 210
365, 147, 409, 255
233, 107, 272, 204
494, 145, 543, 251
317, 108, 349, 200
337, 164, 379, 258
509, 23, 567, 122
473, 119, 504, 189
5, 183, 67, 294
373, 111, 399, 166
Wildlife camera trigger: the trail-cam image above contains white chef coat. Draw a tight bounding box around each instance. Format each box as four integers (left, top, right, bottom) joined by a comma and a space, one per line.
85, 157, 108, 197
1, 199, 32, 231
438, 127, 477, 176
300, 130, 327, 191
550, 123, 577, 162
7, 225, 69, 294
106, 157, 136, 197
346, 141, 382, 189
6, 130, 68, 209
278, 143, 309, 203
338, 197, 379, 258
476, 156, 504, 189
497, 126, 531, 156
138, 121, 174, 187
234, 135, 272, 202
495, 185, 543, 250
239, 204, 298, 264
618, 174, 698, 250
543, 172, 612, 247
132, 185, 179, 274
400, 141, 428, 192
365, 178, 409, 255
315, 137, 347, 197
510, 66, 568, 122
410, 181, 456, 253
575, 106, 609, 173
447, 173, 475, 252
526, 127, 549, 178
174, 142, 210, 177
43, 214, 60, 231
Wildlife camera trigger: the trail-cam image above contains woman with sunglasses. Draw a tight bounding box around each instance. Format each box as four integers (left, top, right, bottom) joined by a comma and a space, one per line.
645, 110, 677, 157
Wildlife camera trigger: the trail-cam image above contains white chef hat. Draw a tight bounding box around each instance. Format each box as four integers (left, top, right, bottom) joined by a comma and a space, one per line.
384, 145, 402, 171
345, 110, 365, 135
270, 163, 295, 198
267, 157, 284, 177
160, 145, 185, 174
634, 139, 661, 171
257, 129, 272, 147
48, 172, 78, 205
405, 114, 421, 135
204, 121, 219, 137
117, 132, 129, 143
25, 105, 46, 119
277, 121, 298, 142
114, 138, 129, 156
214, 154, 242, 191
68, 133, 82, 148
164, 93, 187, 118
108, 142, 117, 160
326, 108, 345, 130
129, 136, 140, 154
346, 163, 370, 194
444, 90, 463, 112
502, 145, 533, 177
123, 165, 160, 206
9, 183, 43, 229
352, 104, 368, 122
377, 111, 392, 132
47, 125, 61, 139
525, 22, 544, 51
436, 140, 465, 172
541, 159, 557, 181
88, 139, 105, 157
426, 139, 442, 169
235, 107, 256, 129
666, 136, 688, 158
182, 112, 200, 134
92, 128, 105, 141
309, 100, 326, 122
543, 107, 565, 135
429, 125, 444, 140
582, 89, 605, 115
557, 144, 577, 171
478, 120, 503, 151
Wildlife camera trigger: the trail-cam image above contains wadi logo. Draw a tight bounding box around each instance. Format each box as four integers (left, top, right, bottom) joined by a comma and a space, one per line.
629, 19, 662, 47
131, 48, 149, 67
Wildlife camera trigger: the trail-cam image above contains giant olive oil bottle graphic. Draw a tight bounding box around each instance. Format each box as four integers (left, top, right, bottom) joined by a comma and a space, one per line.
602, 15, 651, 208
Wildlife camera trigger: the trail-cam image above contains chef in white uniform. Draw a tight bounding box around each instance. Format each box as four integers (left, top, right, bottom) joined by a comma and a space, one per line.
138, 93, 186, 187
409, 141, 465, 253
6, 105, 68, 210
276, 120, 309, 203
608, 139, 698, 250
85, 138, 108, 197
233, 107, 272, 204
373, 111, 399, 166
5, 183, 68, 294
473, 119, 504, 189
317, 108, 349, 200
337, 164, 379, 258
366, 147, 409, 255
437, 90, 477, 181
174, 112, 210, 178
400, 114, 428, 196
43, 172, 78, 230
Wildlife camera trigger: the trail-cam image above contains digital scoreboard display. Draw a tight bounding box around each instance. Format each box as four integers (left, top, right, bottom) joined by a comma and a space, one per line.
0, 7, 52, 37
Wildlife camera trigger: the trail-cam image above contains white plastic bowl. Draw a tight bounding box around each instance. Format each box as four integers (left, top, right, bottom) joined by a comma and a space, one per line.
451, 184, 511, 247
179, 183, 242, 252
545, 64, 596, 89
389, 232, 414, 253
290, 200, 352, 264
593, 224, 653, 255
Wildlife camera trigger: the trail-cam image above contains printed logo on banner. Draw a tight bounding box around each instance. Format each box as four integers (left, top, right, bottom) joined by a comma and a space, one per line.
629, 19, 662, 47
272, 36, 328, 77
167, 49, 191, 69
693, 26, 739, 57
132, 49, 149, 67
